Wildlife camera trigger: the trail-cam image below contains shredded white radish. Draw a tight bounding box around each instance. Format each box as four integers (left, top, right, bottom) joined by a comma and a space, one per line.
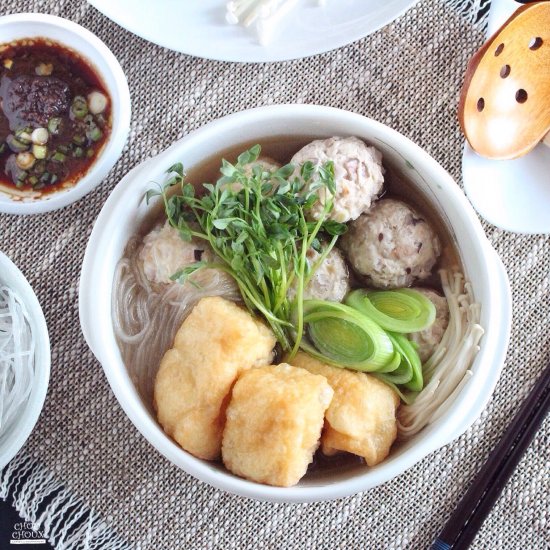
226, 0, 325, 45
0, 285, 36, 440
397, 270, 484, 439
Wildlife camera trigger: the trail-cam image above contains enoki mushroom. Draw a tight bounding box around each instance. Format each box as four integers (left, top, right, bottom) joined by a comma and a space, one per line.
397, 269, 484, 439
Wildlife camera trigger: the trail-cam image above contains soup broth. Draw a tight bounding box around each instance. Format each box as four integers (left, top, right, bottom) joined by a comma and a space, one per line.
113, 136, 463, 477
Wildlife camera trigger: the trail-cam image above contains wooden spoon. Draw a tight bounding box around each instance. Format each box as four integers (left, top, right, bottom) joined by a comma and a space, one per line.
458, 2, 550, 160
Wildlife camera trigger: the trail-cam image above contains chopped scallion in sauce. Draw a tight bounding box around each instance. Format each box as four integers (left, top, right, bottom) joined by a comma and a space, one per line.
0, 38, 111, 194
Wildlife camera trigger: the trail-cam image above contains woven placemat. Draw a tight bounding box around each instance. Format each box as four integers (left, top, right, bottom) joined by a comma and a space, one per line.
1, 0, 549, 548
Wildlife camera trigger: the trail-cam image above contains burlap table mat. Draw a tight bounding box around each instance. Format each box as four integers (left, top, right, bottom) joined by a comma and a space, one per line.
1, 0, 548, 548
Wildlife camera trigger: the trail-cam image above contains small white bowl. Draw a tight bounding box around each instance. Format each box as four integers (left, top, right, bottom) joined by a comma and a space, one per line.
0, 13, 131, 215
80, 105, 512, 502
0, 252, 50, 470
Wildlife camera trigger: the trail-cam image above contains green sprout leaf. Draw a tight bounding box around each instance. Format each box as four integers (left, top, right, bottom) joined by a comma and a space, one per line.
167, 163, 184, 178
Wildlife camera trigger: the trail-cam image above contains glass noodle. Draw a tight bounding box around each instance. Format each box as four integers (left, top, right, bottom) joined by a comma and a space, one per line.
112, 236, 241, 406
0, 285, 36, 440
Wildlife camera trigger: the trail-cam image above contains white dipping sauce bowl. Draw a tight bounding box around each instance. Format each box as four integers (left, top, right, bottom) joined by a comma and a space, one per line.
79, 105, 512, 502
0, 13, 131, 215
0, 251, 50, 470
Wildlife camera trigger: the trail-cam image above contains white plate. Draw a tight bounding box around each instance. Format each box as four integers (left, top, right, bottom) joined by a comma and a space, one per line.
462, 0, 550, 233
463, 143, 550, 233
87, 0, 419, 62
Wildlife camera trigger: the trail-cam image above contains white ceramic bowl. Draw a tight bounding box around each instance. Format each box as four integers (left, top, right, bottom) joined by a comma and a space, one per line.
79, 105, 512, 502
0, 252, 50, 470
0, 13, 131, 215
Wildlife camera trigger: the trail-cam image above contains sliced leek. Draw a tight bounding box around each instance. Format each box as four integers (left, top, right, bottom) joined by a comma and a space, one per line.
295, 297, 427, 398
374, 333, 423, 404
345, 288, 436, 333
299, 300, 394, 372
377, 350, 402, 373
376, 333, 423, 390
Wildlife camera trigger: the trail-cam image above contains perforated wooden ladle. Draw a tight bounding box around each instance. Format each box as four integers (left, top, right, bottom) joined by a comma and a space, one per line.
459, 2, 550, 160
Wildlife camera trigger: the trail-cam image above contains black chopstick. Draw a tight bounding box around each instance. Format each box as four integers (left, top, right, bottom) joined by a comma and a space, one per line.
430, 362, 550, 550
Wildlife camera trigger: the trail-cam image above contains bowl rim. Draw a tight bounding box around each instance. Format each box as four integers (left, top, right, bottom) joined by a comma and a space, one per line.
0, 251, 51, 470
0, 12, 131, 215
79, 104, 512, 502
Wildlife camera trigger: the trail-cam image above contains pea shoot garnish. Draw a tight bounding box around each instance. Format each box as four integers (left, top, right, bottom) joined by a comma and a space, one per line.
146, 144, 347, 356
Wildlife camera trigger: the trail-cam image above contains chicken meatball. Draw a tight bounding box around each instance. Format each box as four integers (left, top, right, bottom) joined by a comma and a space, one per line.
139, 222, 215, 285
288, 247, 350, 302
341, 198, 441, 289
408, 288, 449, 362
243, 155, 281, 177
290, 136, 384, 223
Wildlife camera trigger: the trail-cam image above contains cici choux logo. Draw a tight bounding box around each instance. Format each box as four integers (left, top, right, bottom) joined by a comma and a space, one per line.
10, 522, 46, 545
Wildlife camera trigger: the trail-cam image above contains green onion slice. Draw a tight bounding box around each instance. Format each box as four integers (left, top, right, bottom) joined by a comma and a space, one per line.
52, 152, 66, 163
48, 118, 62, 135
71, 96, 88, 119
86, 125, 102, 142
299, 300, 394, 372
345, 288, 436, 333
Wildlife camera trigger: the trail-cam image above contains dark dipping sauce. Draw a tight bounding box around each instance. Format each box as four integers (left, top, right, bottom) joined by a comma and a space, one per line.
0, 38, 111, 195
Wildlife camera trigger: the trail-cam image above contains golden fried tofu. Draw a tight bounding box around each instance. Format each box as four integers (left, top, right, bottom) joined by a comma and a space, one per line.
154, 296, 276, 460
291, 352, 399, 466
222, 364, 333, 487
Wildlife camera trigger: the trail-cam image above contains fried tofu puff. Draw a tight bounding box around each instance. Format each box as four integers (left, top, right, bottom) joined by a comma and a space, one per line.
154, 297, 276, 460
222, 364, 334, 487
291, 353, 399, 466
